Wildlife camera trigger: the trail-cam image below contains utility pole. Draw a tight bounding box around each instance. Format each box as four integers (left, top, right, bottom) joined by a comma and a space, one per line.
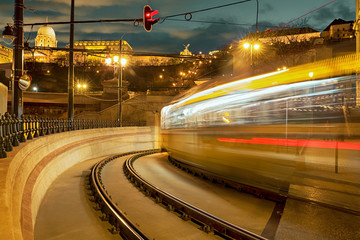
68, 0, 75, 121
12, 0, 24, 117
357, 0, 360, 106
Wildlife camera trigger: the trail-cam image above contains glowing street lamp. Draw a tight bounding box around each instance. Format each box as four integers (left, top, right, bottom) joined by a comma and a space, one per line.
76, 83, 87, 93
105, 56, 127, 126
243, 42, 260, 67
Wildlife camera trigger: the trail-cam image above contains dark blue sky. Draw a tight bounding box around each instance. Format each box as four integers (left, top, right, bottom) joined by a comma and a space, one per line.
0, 0, 355, 54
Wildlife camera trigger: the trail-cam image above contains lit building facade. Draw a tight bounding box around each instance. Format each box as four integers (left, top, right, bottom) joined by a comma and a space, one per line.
0, 44, 12, 64
26, 25, 65, 64
70, 40, 133, 65
35, 25, 58, 48
322, 19, 355, 40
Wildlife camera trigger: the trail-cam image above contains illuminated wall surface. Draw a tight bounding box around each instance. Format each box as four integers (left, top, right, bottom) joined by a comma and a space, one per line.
0, 45, 12, 63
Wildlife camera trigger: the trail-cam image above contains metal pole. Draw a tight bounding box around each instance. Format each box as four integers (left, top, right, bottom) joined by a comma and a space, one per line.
68, 0, 75, 121
119, 64, 123, 127
356, 0, 360, 106
118, 39, 122, 127
250, 44, 253, 67
255, 0, 259, 32
12, 0, 24, 118
357, 0, 360, 53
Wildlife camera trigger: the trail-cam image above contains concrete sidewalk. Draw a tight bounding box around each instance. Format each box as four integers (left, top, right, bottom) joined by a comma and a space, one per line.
34, 156, 122, 240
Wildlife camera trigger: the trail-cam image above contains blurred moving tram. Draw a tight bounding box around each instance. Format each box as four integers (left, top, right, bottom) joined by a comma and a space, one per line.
161, 54, 360, 213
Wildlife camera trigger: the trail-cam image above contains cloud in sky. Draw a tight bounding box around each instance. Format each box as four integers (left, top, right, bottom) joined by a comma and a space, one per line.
0, 0, 356, 54
310, 1, 354, 30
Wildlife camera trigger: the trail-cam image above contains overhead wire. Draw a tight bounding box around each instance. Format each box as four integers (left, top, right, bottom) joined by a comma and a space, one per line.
268, 0, 338, 33
160, 0, 252, 23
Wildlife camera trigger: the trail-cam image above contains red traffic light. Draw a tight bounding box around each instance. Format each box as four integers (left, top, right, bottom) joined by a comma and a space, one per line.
143, 5, 159, 32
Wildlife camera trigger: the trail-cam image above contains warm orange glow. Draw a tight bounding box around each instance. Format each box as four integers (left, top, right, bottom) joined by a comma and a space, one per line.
105, 58, 112, 65
120, 58, 127, 67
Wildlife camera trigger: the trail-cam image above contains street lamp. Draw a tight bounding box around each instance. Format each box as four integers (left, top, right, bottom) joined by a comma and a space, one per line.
107, 56, 127, 126
243, 42, 260, 68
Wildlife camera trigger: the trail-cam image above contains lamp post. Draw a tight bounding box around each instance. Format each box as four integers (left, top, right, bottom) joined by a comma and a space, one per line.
243, 42, 260, 68
107, 56, 127, 126
118, 57, 127, 126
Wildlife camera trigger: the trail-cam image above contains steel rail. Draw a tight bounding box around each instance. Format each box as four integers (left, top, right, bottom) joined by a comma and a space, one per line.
89, 150, 157, 240
123, 152, 267, 240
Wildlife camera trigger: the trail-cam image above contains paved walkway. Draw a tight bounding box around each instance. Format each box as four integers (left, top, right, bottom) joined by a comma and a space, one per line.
34, 156, 122, 240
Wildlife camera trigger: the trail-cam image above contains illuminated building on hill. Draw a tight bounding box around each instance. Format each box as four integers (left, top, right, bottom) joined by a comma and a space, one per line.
70, 40, 133, 65
0, 44, 12, 63
26, 25, 65, 64
35, 25, 58, 47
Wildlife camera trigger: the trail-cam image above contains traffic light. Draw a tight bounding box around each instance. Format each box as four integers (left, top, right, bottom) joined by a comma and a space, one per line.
143, 5, 159, 32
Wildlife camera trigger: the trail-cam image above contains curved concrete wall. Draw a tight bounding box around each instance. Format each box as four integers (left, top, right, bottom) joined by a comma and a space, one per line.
0, 127, 156, 240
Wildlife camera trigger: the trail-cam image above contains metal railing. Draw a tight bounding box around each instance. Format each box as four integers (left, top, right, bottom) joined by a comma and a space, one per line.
0, 112, 146, 159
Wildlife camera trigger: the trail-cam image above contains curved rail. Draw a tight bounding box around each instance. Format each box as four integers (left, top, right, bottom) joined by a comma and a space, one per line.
168, 156, 287, 204
123, 152, 267, 240
89, 150, 158, 240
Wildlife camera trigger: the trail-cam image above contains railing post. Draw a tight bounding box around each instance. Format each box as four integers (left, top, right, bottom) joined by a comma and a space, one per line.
26, 115, 33, 140
33, 115, 39, 138
45, 118, 50, 135
11, 114, 20, 147
55, 119, 60, 133
3, 114, 13, 152
61, 119, 65, 132
51, 118, 55, 134
0, 115, 7, 158
19, 115, 26, 142
39, 116, 45, 136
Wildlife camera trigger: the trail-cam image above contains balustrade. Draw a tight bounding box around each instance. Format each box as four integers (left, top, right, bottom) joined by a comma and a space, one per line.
0, 113, 145, 159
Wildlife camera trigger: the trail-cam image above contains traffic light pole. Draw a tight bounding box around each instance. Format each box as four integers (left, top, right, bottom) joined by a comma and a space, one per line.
12, 0, 24, 118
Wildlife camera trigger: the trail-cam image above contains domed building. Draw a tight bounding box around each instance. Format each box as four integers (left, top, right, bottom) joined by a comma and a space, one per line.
26, 25, 65, 64
35, 25, 57, 48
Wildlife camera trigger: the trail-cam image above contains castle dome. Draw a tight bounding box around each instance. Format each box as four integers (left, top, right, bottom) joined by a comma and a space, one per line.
35, 25, 57, 47
37, 25, 56, 40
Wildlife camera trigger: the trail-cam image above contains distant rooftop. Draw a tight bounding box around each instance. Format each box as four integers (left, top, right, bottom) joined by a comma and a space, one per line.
322, 18, 354, 32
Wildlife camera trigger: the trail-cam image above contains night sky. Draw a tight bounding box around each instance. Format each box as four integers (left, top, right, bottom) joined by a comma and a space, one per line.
0, 0, 355, 54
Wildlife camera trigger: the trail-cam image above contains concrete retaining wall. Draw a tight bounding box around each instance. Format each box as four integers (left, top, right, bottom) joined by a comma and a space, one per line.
0, 127, 157, 240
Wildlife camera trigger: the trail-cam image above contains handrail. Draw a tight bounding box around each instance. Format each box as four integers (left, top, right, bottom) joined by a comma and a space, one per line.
0, 112, 146, 159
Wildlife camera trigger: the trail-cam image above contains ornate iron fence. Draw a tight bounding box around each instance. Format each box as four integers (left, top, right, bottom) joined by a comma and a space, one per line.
0, 112, 146, 159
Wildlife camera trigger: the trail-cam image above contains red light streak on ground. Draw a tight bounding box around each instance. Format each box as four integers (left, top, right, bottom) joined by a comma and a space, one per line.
217, 138, 360, 151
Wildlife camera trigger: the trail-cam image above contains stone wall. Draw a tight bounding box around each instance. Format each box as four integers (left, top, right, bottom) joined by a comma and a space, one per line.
0, 127, 157, 240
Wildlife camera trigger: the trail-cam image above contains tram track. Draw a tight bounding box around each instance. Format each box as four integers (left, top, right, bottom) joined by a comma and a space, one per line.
88, 150, 359, 240
123, 151, 267, 240
89, 150, 157, 240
